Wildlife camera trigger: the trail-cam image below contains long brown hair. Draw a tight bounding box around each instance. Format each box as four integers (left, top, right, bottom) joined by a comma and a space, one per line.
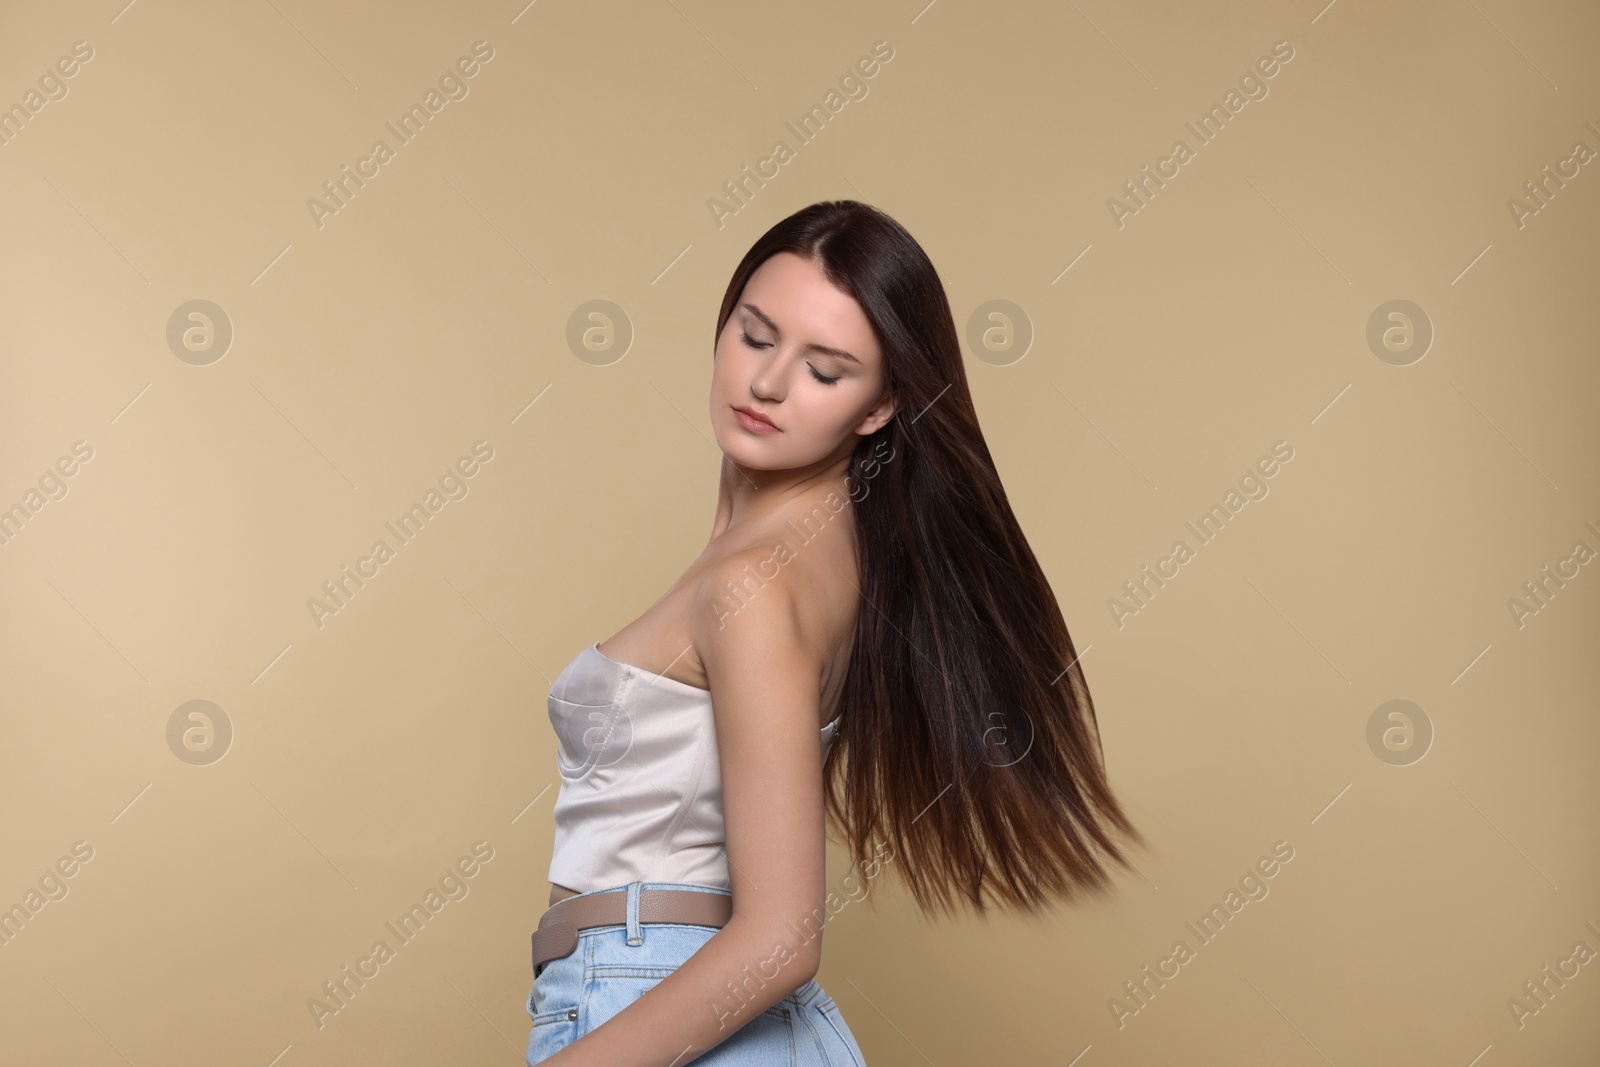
714, 200, 1147, 919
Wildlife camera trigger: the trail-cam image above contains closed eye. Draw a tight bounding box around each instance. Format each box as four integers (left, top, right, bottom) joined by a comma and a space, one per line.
740, 331, 840, 385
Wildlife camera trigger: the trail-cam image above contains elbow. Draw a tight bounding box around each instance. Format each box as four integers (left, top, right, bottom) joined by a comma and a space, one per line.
791, 946, 822, 986
785, 952, 822, 991
731, 914, 824, 991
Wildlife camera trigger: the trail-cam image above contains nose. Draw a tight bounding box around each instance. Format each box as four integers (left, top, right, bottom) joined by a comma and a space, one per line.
748, 349, 786, 402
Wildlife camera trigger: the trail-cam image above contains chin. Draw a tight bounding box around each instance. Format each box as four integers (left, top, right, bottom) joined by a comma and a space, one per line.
723, 444, 789, 470
717, 432, 795, 471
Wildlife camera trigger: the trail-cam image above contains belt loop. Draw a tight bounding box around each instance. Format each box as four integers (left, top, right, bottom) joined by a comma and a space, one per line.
625, 881, 644, 946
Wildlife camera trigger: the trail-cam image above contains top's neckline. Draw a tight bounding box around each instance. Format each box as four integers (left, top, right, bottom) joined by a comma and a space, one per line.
587, 641, 844, 735
590, 640, 710, 696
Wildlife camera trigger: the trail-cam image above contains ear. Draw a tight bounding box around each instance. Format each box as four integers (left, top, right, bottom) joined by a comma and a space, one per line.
854, 390, 897, 437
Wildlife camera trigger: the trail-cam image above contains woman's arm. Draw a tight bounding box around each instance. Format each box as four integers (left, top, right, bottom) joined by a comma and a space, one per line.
544, 551, 831, 1066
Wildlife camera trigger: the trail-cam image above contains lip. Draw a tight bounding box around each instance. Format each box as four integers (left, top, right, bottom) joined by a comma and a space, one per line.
732, 405, 780, 433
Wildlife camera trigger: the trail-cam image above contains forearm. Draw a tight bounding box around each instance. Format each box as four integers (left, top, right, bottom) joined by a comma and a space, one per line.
543, 915, 820, 1067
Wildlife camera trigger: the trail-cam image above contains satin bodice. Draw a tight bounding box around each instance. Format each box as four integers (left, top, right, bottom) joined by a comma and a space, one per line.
546, 641, 841, 893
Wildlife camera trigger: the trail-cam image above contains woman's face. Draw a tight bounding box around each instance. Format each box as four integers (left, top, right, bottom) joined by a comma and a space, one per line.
711, 251, 896, 472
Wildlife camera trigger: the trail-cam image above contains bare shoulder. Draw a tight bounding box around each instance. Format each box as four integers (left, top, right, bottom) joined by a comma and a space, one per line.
687, 501, 859, 711
689, 543, 811, 677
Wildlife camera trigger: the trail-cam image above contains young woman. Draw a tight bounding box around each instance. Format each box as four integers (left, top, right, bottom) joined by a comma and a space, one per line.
524, 200, 1146, 1066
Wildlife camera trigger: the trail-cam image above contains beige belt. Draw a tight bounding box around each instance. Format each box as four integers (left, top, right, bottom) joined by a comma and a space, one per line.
530, 886, 732, 975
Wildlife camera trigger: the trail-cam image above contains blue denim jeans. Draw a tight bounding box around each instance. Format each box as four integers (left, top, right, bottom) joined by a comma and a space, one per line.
525, 880, 867, 1065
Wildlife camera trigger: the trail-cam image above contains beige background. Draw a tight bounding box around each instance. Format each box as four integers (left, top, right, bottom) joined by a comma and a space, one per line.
2, 0, 1597, 1064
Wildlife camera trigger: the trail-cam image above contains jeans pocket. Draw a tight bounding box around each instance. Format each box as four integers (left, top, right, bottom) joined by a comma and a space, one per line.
526, 1004, 578, 1065
817, 998, 867, 1067
699, 1002, 798, 1066
582, 966, 675, 1025
526, 960, 563, 1018
585, 968, 797, 1066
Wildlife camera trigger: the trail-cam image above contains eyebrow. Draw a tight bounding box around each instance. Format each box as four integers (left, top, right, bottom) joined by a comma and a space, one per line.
740, 302, 862, 366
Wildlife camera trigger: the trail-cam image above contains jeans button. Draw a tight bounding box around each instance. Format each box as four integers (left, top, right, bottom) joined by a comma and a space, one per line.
567, 1008, 578, 1021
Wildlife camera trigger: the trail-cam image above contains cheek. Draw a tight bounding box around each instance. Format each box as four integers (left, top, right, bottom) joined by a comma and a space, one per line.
710, 346, 738, 392
790, 391, 865, 441
712, 336, 752, 382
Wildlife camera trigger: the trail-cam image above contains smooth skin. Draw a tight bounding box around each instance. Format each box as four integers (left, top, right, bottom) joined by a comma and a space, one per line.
540, 251, 896, 1066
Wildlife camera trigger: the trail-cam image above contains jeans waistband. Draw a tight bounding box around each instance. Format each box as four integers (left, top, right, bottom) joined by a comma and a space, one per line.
535, 882, 826, 1009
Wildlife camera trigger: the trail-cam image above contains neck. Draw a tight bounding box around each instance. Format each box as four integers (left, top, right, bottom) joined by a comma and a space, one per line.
710, 449, 854, 544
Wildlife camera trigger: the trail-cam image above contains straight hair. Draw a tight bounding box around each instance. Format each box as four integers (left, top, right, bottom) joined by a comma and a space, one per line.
714, 200, 1147, 918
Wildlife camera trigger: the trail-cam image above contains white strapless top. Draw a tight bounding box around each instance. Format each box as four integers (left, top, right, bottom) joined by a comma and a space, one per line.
546, 641, 842, 894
